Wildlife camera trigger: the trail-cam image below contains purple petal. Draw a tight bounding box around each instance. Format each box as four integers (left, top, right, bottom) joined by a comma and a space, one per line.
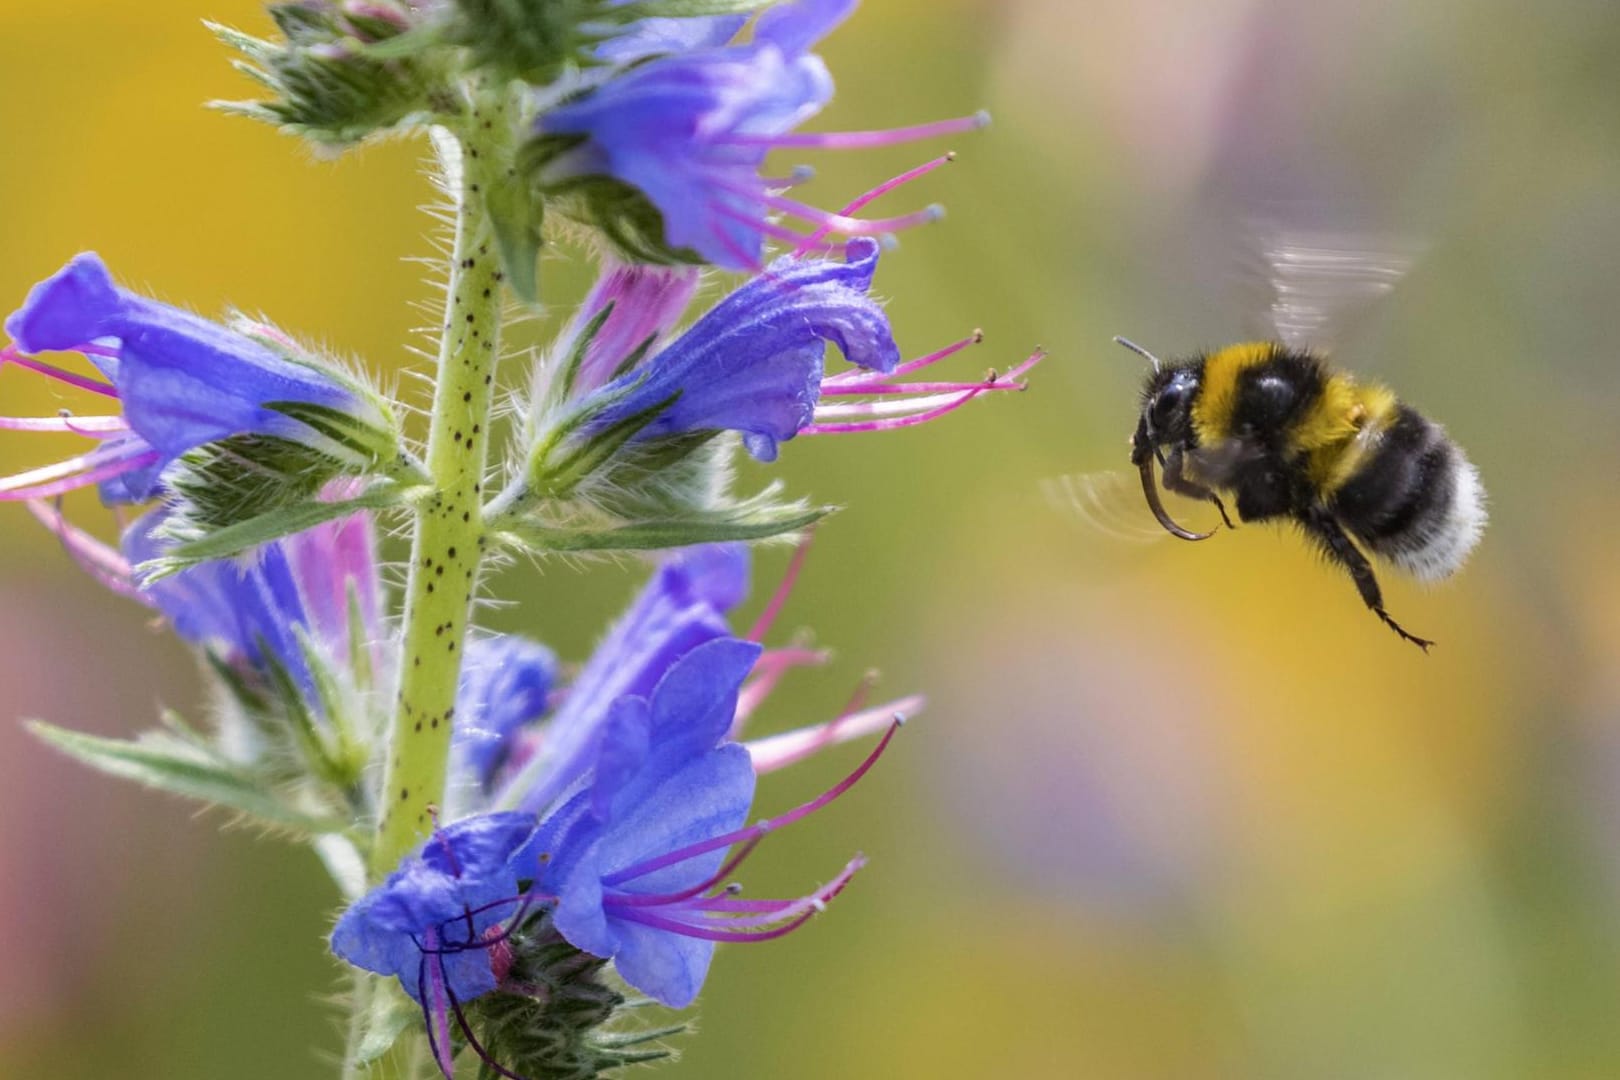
4, 252, 122, 352
502, 545, 750, 815
453, 634, 557, 788
598, 744, 755, 897
605, 915, 716, 1009
753, 0, 859, 55
594, 14, 748, 65
586, 240, 897, 460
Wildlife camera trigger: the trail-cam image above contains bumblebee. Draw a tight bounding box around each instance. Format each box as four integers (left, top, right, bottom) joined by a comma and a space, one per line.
1125, 333, 1486, 650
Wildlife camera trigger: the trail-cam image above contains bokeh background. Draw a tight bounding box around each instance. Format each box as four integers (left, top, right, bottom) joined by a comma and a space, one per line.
3, 0, 1619, 1075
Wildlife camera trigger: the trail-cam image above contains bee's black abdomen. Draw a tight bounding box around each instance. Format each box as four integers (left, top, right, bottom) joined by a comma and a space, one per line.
1330, 405, 1485, 581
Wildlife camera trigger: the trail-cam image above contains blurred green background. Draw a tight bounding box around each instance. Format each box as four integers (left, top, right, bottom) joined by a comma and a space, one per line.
4, 0, 1619, 1076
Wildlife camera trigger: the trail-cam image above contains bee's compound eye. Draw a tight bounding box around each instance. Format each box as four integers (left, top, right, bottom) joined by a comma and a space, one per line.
1151, 374, 1194, 430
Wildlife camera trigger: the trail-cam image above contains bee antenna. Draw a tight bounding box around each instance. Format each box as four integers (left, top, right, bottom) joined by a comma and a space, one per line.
1113, 335, 1162, 373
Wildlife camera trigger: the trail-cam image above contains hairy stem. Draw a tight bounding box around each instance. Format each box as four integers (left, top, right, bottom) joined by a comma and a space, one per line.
370, 90, 514, 878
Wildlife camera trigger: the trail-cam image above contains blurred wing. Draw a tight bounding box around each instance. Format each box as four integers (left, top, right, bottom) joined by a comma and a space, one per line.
1043, 470, 1231, 546
1239, 220, 1422, 353
1186, 434, 1268, 489
1043, 471, 1166, 544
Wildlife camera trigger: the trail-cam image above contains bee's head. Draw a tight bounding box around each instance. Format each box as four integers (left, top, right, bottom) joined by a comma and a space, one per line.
1130, 365, 1200, 466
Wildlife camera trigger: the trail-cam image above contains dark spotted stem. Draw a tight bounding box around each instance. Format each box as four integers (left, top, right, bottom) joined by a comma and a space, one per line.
370, 91, 512, 881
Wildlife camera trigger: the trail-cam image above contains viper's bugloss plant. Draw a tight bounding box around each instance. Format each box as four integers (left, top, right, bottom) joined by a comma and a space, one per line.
5, 1, 1040, 1075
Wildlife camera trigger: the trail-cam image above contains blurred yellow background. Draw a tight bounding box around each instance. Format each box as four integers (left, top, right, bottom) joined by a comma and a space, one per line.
3, 0, 1619, 1076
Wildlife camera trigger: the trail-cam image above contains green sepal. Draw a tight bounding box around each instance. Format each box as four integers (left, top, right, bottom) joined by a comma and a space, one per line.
164, 434, 341, 530
345, 584, 376, 696
469, 916, 686, 1079
260, 635, 363, 793
352, 977, 422, 1067
529, 387, 680, 500
25, 716, 345, 833
266, 400, 402, 464
207, 5, 442, 149
552, 301, 617, 404
142, 485, 403, 580
445, 0, 622, 85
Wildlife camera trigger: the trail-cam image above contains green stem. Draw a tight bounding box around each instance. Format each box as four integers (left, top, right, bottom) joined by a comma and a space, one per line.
370, 90, 514, 878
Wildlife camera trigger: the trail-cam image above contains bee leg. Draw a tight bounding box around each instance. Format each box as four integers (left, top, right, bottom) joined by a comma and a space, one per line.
1160, 446, 1238, 530
1298, 506, 1435, 652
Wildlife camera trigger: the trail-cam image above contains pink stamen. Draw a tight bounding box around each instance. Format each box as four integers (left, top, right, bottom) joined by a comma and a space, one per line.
805, 349, 1046, 435
0, 345, 118, 397
760, 163, 817, 188
0, 445, 160, 500
24, 499, 144, 603
712, 218, 769, 272
612, 905, 818, 944
792, 154, 956, 259
824, 330, 984, 389
747, 532, 814, 643
752, 192, 945, 237
725, 110, 990, 151
0, 414, 128, 435
709, 201, 850, 256
829, 379, 1028, 398
993, 347, 1048, 384
802, 390, 985, 434
610, 857, 865, 943
813, 387, 1006, 419
419, 935, 457, 1079
747, 695, 924, 775
733, 646, 829, 733
601, 719, 902, 888
608, 835, 764, 908
682, 858, 864, 929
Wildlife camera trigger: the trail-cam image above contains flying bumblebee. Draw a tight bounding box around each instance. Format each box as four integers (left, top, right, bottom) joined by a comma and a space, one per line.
1069, 228, 1486, 650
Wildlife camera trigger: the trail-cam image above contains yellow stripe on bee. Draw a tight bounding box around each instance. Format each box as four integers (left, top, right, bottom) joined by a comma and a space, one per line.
1305, 374, 1399, 494
1189, 342, 1274, 445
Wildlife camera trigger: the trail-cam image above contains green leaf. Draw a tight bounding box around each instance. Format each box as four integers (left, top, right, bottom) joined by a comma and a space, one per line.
142, 486, 402, 579
25, 720, 344, 832
486, 167, 544, 305
495, 503, 829, 553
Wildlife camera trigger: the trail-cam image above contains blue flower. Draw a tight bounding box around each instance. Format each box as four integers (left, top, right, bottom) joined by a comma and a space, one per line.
496, 543, 751, 815
509, 635, 885, 1008
330, 812, 536, 1076
583, 238, 899, 462
538, 1, 989, 270
451, 634, 557, 796
1, 252, 382, 502
512, 637, 760, 1007
537, 0, 850, 268
119, 504, 381, 699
